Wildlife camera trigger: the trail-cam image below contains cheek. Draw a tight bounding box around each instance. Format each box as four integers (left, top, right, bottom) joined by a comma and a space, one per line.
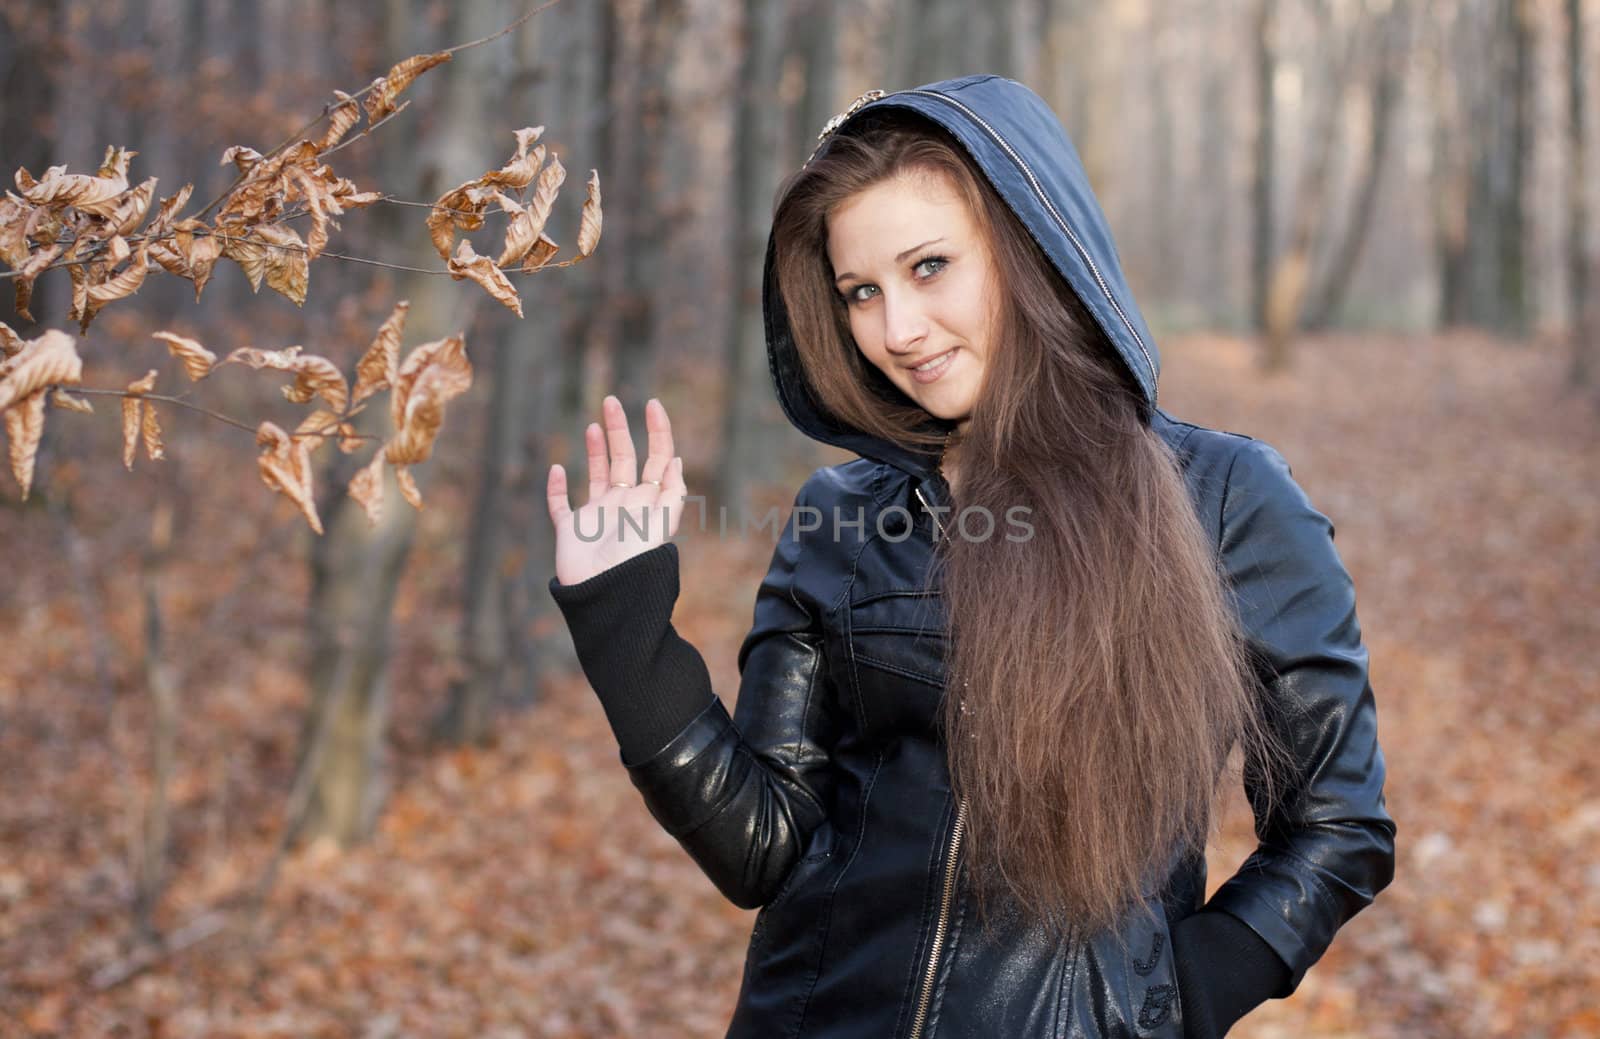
849, 313, 883, 365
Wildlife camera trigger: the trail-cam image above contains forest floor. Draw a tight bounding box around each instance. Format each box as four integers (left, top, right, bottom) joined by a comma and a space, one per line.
1, 331, 1596, 1038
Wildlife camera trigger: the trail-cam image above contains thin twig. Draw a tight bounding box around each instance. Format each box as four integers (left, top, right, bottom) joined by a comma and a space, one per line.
193, 0, 564, 221
69, 387, 382, 443
89, 910, 229, 991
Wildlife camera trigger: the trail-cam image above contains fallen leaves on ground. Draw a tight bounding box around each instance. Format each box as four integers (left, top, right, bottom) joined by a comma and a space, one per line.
0, 332, 1594, 1037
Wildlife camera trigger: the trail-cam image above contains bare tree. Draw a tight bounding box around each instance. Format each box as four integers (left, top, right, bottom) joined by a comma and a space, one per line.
1568, 0, 1595, 386
296, 0, 510, 846
1250, 0, 1277, 334
1303, 4, 1413, 329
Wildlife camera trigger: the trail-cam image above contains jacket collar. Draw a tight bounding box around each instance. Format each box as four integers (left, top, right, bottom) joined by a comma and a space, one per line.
760, 74, 1162, 483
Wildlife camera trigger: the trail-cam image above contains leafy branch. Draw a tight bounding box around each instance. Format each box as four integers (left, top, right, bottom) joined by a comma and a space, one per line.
0, 2, 602, 535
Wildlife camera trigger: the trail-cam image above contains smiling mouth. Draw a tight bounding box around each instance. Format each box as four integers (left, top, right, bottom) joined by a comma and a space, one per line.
905, 347, 958, 372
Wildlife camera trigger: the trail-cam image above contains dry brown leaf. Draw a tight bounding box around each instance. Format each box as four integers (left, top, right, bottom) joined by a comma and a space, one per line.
255, 223, 310, 306
97, 146, 135, 180
215, 142, 316, 226
0, 196, 31, 269
364, 51, 451, 123
219, 228, 267, 292
520, 233, 560, 273
348, 449, 386, 526
386, 333, 472, 466
0, 321, 21, 358
151, 331, 217, 382
447, 239, 522, 318
226, 344, 349, 411
482, 131, 545, 191
3, 389, 46, 499
63, 256, 87, 325
352, 300, 409, 409
105, 177, 158, 237
316, 91, 362, 152
577, 170, 602, 258
426, 182, 491, 259
22, 146, 133, 217
140, 401, 164, 461
104, 235, 130, 266
255, 421, 323, 534
293, 409, 357, 454
170, 220, 224, 300
120, 369, 157, 470
0, 330, 83, 412
287, 169, 334, 261
394, 465, 421, 509
83, 243, 150, 312
12, 241, 63, 323
148, 241, 187, 278
51, 388, 93, 413
496, 154, 564, 266
220, 145, 264, 174
143, 184, 194, 239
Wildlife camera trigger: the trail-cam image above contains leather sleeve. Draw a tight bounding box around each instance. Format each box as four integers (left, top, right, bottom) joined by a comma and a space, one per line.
1204, 437, 1397, 995
562, 477, 843, 911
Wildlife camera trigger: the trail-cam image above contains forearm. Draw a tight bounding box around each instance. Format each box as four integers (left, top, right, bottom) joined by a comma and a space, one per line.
547, 540, 829, 908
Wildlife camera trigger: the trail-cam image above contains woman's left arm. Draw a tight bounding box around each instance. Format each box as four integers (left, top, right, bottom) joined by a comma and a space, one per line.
1197, 435, 1397, 1003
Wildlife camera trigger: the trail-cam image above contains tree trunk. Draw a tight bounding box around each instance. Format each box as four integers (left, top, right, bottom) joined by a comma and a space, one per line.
1437, 0, 1533, 335
1570, 0, 1595, 385
609, 0, 685, 417
1250, 0, 1277, 334
715, 0, 800, 514
294, 0, 502, 846
1262, 2, 1357, 371
437, 1, 604, 742
1303, 5, 1412, 330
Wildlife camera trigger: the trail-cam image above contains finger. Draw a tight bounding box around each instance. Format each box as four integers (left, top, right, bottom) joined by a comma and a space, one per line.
662, 456, 687, 539
602, 394, 637, 488
639, 398, 675, 487
585, 421, 609, 503
546, 463, 571, 527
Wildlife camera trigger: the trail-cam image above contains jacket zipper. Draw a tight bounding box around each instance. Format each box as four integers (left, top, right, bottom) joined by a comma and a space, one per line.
907, 479, 964, 1039
898, 88, 1159, 406
908, 796, 968, 1039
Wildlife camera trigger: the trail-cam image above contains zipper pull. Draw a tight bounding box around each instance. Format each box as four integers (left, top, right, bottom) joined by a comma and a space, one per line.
914, 483, 949, 542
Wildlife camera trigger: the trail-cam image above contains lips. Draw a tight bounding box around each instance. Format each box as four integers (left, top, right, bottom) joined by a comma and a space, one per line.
903, 347, 958, 371
907, 347, 958, 384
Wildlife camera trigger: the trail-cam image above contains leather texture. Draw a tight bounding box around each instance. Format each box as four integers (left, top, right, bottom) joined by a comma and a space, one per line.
624, 420, 1394, 1038
596, 74, 1393, 1037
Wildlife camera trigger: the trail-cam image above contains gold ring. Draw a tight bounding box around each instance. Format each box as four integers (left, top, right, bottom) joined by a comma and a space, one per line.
610, 481, 633, 488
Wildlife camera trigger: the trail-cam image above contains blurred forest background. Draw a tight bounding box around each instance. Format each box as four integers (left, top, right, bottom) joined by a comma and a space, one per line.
1, 0, 1597, 1036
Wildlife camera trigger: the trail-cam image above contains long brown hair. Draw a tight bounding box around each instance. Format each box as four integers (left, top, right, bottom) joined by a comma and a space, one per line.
772, 112, 1287, 938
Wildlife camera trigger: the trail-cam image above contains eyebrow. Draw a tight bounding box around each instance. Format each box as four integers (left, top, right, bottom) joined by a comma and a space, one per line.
833, 238, 947, 286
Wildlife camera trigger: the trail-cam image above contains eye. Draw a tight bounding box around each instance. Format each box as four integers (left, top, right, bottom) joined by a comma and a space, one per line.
913, 255, 949, 279
842, 283, 878, 306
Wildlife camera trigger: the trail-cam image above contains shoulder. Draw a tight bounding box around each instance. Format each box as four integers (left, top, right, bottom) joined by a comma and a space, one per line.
1150, 409, 1311, 548
795, 457, 889, 508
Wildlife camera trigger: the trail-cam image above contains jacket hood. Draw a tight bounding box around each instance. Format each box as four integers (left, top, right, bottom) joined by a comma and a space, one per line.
761, 74, 1161, 480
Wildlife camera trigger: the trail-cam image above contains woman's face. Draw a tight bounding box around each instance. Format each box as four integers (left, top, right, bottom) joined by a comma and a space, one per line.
826, 168, 998, 434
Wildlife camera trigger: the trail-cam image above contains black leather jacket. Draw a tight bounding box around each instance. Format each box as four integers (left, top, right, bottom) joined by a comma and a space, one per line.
550, 76, 1394, 1038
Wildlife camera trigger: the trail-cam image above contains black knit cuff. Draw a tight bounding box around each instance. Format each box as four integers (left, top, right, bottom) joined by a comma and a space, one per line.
1172, 910, 1290, 1039
547, 542, 717, 764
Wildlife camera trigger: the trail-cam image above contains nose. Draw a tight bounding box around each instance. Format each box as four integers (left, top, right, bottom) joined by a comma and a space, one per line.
880, 290, 928, 354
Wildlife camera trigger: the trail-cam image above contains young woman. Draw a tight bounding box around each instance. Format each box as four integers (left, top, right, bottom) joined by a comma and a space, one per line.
546, 75, 1395, 1039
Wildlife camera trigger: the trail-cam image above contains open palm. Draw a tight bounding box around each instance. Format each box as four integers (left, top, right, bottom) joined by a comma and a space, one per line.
547, 394, 687, 587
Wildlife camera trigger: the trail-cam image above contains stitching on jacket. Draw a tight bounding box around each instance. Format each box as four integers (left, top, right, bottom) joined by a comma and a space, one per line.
853, 651, 943, 689
791, 748, 887, 1038
1217, 445, 1242, 555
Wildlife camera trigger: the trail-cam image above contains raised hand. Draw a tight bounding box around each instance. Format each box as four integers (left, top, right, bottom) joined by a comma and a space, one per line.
547, 394, 687, 587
